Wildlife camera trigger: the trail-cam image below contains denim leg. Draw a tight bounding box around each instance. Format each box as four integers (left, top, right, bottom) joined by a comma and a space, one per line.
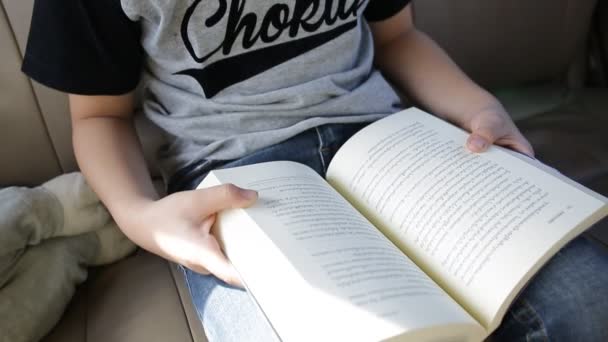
167, 123, 367, 194
170, 123, 608, 341
181, 267, 280, 342
491, 236, 608, 341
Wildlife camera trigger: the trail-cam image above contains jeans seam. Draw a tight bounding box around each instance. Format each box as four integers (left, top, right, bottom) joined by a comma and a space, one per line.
314, 126, 327, 174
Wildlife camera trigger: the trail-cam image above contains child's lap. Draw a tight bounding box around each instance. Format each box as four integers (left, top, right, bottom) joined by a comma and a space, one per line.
183, 236, 608, 342
167, 122, 367, 194
170, 123, 608, 342
170, 123, 364, 341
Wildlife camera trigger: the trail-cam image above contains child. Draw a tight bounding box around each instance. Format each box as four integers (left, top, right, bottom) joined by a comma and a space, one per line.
22, 1, 608, 341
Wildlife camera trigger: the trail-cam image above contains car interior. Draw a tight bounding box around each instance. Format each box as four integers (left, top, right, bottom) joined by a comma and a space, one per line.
1, 0, 607, 341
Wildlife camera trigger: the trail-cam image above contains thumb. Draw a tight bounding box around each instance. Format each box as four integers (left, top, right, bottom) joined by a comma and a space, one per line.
192, 184, 258, 216
466, 133, 491, 153
466, 122, 500, 153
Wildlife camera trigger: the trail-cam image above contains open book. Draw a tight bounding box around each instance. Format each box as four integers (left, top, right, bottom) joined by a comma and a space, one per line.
198, 108, 608, 342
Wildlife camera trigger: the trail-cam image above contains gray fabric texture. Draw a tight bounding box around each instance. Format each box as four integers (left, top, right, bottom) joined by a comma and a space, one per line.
120, 0, 404, 181
0, 174, 136, 342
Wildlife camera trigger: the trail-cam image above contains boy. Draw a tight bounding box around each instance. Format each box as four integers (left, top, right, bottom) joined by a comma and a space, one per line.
22, 1, 608, 341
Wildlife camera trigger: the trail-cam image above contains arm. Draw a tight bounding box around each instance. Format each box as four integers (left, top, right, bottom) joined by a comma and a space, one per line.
369, 6, 534, 156
70, 93, 158, 217
70, 93, 256, 285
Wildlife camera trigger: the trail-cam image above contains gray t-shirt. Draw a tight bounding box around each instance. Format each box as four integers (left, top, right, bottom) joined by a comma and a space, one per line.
23, 0, 410, 181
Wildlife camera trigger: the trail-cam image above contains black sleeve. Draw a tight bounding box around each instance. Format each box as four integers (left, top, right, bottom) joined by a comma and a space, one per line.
364, 0, 412, 22
21, 0, 143, 96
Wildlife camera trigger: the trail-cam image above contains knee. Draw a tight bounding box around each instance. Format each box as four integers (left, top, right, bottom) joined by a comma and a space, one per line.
540, 295, 608, 340
525, 237, 608, 340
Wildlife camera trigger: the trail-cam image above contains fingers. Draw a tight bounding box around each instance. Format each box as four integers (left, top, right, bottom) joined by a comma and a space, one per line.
197, 235, 244, 288
166, 184, 251, 287
466, 133, 491, 153
507, 133, 535, 158
209, 260, 244, 288
199, 214, 216, 234
466, 114, 504, 153
467, 130, 535, 158
181, 221, 244, 287
191, 184, 258, 217
467, 119, 535, 157
182, 241, 244, 288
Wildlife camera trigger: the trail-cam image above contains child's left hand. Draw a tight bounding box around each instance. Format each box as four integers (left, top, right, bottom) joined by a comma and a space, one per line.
458, 104, 535, 157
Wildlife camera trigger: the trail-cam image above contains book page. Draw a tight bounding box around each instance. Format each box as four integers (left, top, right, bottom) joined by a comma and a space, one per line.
200, 161, 485, 342
326, 108, 608, 331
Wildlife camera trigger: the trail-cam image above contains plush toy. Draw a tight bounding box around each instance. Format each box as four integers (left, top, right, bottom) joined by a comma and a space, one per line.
0, 173, 136, 342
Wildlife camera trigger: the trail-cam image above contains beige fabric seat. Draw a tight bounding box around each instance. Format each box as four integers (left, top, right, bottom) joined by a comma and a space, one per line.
0, 0, 606, 341
42, 251, 203, 342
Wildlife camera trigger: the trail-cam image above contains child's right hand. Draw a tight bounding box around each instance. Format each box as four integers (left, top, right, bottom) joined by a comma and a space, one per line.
131, 184, 258, 287
67, 94, 257, 286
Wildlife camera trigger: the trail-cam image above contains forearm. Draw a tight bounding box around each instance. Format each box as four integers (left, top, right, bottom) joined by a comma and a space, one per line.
72, 116, 158, 240
374, 28, 502, 123
72, 111, 257, 285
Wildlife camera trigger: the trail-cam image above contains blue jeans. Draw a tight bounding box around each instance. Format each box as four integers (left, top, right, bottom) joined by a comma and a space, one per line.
168, 123, 608, 342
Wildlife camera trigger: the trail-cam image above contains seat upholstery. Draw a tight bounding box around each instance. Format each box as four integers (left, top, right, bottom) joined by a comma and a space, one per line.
516, 89, 608, 192
2, 0, 167, 178
42, 251, 196, 342
413, 0, 598, 88
2, 0, 75, 174
0, 3, 61, 186
0, 0, 606, 341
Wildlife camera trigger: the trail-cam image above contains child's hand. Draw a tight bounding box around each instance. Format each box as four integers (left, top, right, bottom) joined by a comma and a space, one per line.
135, 184, 258, 287
461, 104, 535, 157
